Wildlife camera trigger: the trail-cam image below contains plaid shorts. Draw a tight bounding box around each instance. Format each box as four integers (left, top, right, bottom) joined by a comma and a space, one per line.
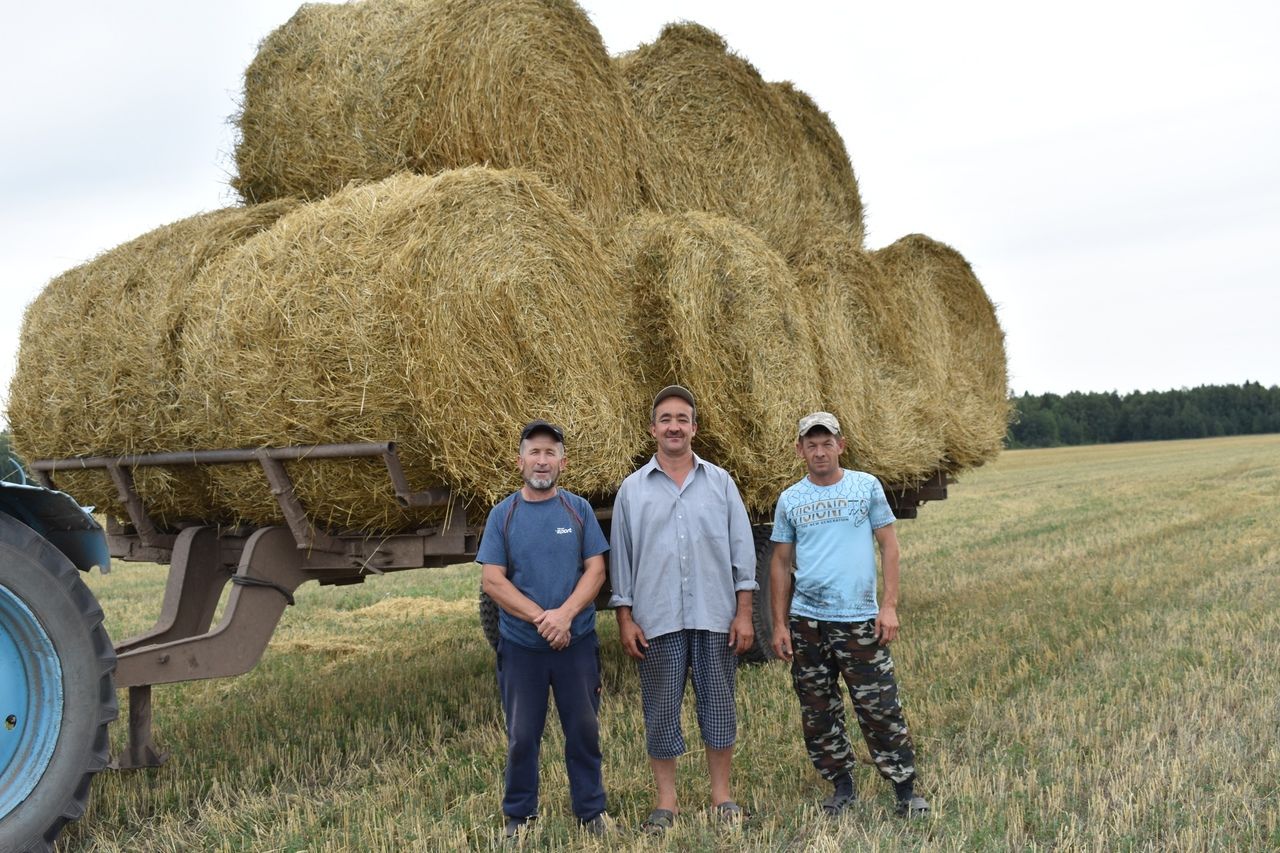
637, 629, 737, 759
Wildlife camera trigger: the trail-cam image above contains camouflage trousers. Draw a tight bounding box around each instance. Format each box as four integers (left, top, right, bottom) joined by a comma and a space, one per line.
789, 617, 916, 785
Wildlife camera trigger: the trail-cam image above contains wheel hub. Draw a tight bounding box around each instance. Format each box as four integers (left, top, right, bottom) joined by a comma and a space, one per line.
0, 582, 64, 820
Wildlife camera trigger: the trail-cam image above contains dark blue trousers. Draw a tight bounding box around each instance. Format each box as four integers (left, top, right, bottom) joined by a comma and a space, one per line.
497, 634, 605, 820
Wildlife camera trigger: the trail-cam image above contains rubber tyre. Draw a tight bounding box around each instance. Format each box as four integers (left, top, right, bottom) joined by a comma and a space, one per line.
0, 514, 116, 853
741, 523, 778, 664
479, 588, 500, 651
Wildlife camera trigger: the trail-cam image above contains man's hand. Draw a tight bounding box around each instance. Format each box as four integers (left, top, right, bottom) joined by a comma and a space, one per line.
874, 604, 900, 645
534, 607, 572, 650
616, 609, 649, 659
728, 611, 755, 655
771, 621, 793, 661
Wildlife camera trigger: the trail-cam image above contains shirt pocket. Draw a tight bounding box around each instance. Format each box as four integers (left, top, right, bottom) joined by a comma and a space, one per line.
692, 493, 731, 544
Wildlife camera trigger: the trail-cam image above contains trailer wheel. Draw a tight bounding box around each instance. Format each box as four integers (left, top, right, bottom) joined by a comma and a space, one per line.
0, 514, 116, 853
742, 523, 782, 663
479, 589, 500, 651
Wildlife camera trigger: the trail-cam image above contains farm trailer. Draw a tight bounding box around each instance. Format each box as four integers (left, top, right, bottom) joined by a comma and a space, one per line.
0, 440, 947, 850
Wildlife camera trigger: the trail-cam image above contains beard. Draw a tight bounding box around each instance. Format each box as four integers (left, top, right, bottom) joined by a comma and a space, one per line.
524, 472, 558, 491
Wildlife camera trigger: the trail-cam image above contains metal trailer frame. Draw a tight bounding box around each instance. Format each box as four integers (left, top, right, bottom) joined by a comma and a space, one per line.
31, 442, 947, 770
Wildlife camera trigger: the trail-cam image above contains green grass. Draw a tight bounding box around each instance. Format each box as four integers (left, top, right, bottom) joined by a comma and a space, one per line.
62, 434, 1280, 850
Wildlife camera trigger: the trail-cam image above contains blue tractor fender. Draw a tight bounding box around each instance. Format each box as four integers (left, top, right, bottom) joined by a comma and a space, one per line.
0, 481, 110, 575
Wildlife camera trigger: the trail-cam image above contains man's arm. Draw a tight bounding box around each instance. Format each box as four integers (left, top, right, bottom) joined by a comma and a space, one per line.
608, 485, 649, 659
534, 554, 605, 650
724, 476, 756, 654
873, 524, 900, 644
725, 477, 758, 594
769, 540, 795, 660
728, 588, 755, 655
481, 562, 543, 625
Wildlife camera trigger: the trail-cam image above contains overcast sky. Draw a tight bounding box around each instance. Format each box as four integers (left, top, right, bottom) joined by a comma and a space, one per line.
3, 0, 1277, 431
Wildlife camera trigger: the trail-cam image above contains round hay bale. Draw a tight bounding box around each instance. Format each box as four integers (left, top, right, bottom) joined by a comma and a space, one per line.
615, 23, 862, 260
874, 234, 1010, 471
181, 167, 645, 531
7, 201, 298, 523
771, 82, 864, 247
233, 0, 647, 224
609, 211, 822, 510
791, 234, 947, 483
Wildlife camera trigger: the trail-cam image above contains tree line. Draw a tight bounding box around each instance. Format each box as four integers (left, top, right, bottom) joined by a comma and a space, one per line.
1007, 382, 1280, 448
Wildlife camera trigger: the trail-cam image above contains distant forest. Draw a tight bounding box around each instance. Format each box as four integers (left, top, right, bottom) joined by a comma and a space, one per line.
1008, 382, 1280, 448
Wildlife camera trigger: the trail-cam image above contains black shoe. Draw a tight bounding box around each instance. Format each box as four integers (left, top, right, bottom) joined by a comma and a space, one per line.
504, 815, 534, 839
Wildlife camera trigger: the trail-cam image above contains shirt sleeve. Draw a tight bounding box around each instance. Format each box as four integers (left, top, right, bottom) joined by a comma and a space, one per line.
579, 496, 609, 559
869, 478, 895, 529
725, 475, 758, 592
475, 500, 508, 566
607, 482, 634, 607
770, 493, 795, 543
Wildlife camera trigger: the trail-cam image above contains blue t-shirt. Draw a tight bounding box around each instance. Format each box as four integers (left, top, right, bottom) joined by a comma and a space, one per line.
770, 470, 895, 622
476, 489, 609, 650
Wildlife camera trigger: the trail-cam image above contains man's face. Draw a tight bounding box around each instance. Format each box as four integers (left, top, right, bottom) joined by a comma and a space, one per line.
518, 434, 566, 490
650, 397, 697, 456
798, 430, 845, 478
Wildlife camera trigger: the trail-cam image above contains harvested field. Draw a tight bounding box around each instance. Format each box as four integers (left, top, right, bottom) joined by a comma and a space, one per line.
875, 234, 1010, 471
7, 201, 297, 523
65, 436, 1280, 850
180, 167, 645, 530
610, 211, 821, 509
234, 0, 647, 224
617, 23, 864, 260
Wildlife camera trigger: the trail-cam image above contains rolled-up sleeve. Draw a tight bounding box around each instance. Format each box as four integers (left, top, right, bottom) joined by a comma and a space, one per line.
607, 482, 634, 608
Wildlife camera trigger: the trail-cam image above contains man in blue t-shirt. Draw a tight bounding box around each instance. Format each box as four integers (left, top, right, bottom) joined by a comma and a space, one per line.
769, 412, 929, 819
477, 420, 611, 839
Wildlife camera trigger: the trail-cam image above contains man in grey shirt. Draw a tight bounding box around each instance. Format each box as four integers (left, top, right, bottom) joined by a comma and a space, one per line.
609, 385, 757, 832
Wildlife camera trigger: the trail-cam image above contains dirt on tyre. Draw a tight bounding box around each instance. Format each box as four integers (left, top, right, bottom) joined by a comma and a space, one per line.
0, 514, 116, 853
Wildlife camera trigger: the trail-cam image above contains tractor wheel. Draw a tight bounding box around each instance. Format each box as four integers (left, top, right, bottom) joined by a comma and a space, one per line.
742, 523, 781, 663
479, 588, 500, 651
0, 514, 116, 853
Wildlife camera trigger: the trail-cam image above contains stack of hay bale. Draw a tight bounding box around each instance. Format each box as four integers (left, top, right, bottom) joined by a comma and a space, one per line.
8, 0, 1010, 531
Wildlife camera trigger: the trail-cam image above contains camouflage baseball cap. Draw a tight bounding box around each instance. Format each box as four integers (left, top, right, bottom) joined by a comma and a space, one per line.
797, 411, 841, 439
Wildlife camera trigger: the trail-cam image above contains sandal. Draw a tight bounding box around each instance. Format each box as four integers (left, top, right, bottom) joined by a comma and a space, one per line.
894, 794, 930, 818
641, 808, 675, 834
714, 800, 744, 822
820, 790, 854, 817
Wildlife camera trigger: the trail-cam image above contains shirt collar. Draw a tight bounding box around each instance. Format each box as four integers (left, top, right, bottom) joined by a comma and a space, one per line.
641, 452, 706, 477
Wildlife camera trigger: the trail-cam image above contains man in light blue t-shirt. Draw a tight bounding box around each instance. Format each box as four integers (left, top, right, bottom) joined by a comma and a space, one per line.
769, 412, 929, 819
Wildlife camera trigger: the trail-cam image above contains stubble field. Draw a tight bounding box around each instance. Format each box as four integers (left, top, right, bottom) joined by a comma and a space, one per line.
63, 434, 1280, 851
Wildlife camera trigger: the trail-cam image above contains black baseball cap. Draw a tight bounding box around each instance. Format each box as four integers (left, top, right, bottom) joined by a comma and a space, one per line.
519, 419, 565, 444
652, 384, 695, 410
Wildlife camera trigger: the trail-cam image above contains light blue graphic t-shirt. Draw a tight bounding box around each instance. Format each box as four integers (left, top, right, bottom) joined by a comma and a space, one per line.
771, 470, 895, 622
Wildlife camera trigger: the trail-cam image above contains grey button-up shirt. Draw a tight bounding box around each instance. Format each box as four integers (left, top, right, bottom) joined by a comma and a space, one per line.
608, 453, 757, 638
